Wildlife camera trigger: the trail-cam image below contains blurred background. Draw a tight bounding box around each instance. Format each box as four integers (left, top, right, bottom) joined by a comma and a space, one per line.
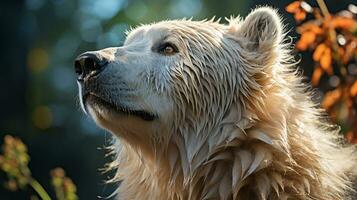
0, 0, 355, 199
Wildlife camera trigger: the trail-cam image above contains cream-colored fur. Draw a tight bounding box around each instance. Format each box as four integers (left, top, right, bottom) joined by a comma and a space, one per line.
77, 7, 356, 200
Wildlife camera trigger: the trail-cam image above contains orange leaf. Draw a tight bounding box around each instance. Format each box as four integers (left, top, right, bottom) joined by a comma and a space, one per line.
322, 88, 342, 109
320, 47, 333, 75
332, 17, 357, 30
311, 67, 323, 86
313, 43, 327, 61
350, 81, 357, 97
310, 25, 323, 35
286, 1, 301, 13
294, 10, 307, 22
296, 40, 307, 50
296, 31, 316, 50
343, 41, 357, 64
298, 22, 323, 35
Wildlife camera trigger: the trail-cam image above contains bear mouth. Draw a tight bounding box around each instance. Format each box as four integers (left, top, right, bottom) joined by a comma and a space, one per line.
83, 93, 157, 121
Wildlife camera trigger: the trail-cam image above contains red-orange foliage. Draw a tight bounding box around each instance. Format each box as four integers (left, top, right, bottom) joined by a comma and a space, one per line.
286, 1, 357, 143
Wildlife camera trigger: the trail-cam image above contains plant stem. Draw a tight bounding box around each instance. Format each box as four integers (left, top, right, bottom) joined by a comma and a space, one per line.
316, 0, 344, 75
316, 0, 330, 18
316, 0, 335, 42
29, 178, 52, 200
316, 0, 336, 42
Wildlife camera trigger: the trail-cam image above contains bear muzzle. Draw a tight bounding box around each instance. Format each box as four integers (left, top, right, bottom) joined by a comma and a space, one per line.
74, 51, 108, 82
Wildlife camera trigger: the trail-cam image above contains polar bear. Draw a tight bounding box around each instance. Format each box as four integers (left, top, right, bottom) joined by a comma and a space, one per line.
74, 7, 356, 200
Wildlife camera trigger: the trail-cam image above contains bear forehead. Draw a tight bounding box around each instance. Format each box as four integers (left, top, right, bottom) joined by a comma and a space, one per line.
125, 20, 227, 46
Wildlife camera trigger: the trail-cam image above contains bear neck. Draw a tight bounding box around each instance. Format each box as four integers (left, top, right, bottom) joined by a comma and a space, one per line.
114, 97, 353, 200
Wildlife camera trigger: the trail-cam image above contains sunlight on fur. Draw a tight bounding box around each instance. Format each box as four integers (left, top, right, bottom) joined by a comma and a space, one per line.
75, 6, 357, 200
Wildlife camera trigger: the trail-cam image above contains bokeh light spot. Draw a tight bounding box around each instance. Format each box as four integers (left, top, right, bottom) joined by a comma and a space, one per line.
79, 0, 127, 20
124, 1, 148, 22
170, 0, 202, 18
27, 48, 49, 73
329, 75, 340, 87
32, 106, 53, 130
96, 23, 128, 48
80, 19, 102, 42
53, 33, 80, 60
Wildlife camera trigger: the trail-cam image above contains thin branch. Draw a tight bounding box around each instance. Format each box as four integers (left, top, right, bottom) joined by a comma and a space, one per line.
29, 179, 52, 200
315, 0, 347, 76
316, 0, 330, 18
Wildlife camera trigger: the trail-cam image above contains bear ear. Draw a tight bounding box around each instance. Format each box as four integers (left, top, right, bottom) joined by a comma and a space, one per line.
228, 7, 283, 54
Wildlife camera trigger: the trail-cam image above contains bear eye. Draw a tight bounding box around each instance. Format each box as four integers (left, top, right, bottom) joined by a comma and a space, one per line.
158, 43, 178, 56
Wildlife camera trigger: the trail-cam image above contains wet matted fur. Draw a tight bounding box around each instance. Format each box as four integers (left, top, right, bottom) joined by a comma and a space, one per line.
76, 7, 357, 200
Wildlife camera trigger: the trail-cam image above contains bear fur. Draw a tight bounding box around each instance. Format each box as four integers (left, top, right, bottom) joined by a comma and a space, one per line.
76, 7, 357, 200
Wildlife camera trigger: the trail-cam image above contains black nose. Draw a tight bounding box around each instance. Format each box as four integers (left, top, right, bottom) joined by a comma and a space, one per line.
74, 52, 108, 81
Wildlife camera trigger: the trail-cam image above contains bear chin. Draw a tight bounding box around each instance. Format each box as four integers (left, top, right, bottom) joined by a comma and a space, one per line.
84, 93, 157, 121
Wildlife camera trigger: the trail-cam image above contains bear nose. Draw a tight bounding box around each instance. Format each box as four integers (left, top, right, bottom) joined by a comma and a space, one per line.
74, 52, 108, 81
